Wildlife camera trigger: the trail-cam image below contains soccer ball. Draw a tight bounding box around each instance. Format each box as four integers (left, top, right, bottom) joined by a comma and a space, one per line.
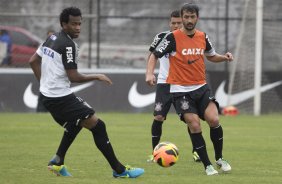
153, 141, 179, 167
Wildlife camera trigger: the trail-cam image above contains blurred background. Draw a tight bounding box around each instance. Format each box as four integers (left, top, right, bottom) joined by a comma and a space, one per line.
0, 0, 281, 70
0, 0, 271, 69
0, 0, 281, 114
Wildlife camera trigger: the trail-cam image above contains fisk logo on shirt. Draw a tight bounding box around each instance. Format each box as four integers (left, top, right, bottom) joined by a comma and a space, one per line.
158, 39, 170, 53
182, 48, 204, 55
150, 35, 161, 49
66, 47, 73, 63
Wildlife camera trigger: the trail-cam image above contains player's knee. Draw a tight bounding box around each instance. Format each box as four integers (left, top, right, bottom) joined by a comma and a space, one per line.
207, 116, 219, 127
188, 121, 201, 133
90, 119, 106, 134
81, 115, 99, 129
154, 115, 165, 121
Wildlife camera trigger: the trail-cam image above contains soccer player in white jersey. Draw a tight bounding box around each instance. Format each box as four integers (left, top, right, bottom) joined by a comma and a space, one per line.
146, 10, 201, 163
29, 6, 144, 178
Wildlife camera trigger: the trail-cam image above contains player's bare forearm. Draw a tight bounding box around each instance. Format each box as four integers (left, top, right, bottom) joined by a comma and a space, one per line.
29, 53, 42, 81
207, 52, 234, 63
145, 53, 157, 86
91, 74, 112, 85
67, 69, 112, 85
146, 53, 156, 75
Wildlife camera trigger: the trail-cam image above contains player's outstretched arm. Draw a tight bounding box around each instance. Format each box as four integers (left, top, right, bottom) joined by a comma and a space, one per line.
206, 52, 234, 63
66, 69, 112, 85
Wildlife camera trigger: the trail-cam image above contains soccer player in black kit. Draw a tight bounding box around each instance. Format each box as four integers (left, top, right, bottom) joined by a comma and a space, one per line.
29, 7, 144, 178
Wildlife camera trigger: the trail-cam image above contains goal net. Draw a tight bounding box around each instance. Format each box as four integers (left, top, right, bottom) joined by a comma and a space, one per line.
226, 0, 282, 114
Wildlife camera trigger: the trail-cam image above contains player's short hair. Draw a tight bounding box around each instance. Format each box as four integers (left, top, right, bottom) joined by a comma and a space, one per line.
60, 7, 82, 27
180, 3, 199, 17
170, 10, 180, 18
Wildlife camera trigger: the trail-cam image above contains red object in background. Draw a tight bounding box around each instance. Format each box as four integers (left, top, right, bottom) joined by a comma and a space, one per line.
222, 106, 239, 116
0, 26, 42, 67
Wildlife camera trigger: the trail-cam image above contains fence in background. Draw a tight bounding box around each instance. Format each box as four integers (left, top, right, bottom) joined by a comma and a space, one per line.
1, 0, 282, 114
0, 0, 243, 70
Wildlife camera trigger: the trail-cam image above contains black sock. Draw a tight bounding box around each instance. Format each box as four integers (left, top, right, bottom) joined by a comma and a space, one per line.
210, 124, 223, 161
190, 132, 211, 168
151, 120, 163, 150
90, 119, 125, 174
187, 128, 196, 153
51, 122, 82, 165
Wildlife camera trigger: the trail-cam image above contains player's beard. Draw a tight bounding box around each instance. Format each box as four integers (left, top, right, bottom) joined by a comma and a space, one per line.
184, 23, 196, 31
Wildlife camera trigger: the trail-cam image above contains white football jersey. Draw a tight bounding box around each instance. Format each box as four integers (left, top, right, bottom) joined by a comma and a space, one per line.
36, 31, 78, 97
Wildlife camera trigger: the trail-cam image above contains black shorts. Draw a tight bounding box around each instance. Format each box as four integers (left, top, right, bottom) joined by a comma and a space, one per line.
173, 84, 219, 121
153, 83, 175, 118
41, 93, 95, 127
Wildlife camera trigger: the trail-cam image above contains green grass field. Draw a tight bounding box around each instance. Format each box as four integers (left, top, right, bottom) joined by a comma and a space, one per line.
0, 113, 282, 184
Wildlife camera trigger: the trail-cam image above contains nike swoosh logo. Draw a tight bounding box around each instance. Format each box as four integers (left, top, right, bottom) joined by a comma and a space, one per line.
195, 145, 205, 150
215, 80, 282, 107
107, 9, 151, 27
128, 82, 155, 108
23, 82, 95, 109
188, 58, 199, 64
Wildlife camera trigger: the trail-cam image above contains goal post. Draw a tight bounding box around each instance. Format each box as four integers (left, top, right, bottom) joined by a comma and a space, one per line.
254, 0, 263, 116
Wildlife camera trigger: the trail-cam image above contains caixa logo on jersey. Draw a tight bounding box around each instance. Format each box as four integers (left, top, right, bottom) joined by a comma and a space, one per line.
182, 48, 204, 55
66, 47, 74, 63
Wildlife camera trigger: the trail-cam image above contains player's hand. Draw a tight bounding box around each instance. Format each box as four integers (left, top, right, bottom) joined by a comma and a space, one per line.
145, 74, 156, 86
225, 52, 234, 62
97, 74, 113, 85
